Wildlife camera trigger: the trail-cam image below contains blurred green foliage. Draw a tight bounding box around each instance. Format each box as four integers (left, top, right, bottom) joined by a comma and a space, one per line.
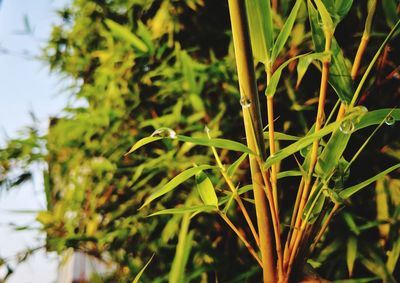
0, 0, 399, 282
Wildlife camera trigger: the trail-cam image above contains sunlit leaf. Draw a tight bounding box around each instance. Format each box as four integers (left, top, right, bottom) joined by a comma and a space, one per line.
127, 134, 253, 156
195, 171, 218, 207
265, 54, 307, 97
296, 52, 330, 88
347, 236, 358, 277
169, 214, 193, 283
132, 254, 155, 283
105, 19, 149, 53
308, 0, 353, 103
271, 0, 303, 63
227, 153, 248, 176
126, 136, 163, 155
264, 131, 301, 141
245, 0, 274, 64
386, 237, 400, 273
313, 0, 334, 32
140, 165, 215, 208
177, 135, 253, 154
148, 205, 217, 216
323, 0, 353, 27
339, 164, 400, 199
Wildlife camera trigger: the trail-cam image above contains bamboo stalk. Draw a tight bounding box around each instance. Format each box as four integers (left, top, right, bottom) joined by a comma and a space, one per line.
227, 1, 276, 282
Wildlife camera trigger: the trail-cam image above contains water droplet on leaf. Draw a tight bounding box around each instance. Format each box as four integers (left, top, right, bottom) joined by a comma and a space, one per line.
385, 115, 395, 126
240, 96, 251, 108
339, 120, 354, 134
150, 127, 177, 139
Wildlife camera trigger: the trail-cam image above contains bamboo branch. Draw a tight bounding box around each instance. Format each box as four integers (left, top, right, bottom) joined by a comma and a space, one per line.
219, 212, 262, 267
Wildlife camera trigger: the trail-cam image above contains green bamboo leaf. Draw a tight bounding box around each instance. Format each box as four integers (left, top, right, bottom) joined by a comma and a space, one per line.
148, 205, 217, 216
264, 131, 301, 141
177, 135, 253, 154
382, 0, 399, 28
296, 52, 331, 88
339, 164, 400, 199
245, 0, 274, 64
169, 214, 193, 283
105, 19, 149, 53
313, 0, 334, 33
265, 109, 397, 169
361, 247, 396, 282
308, 0, 353, 103
195, 171, 218, 207
386, 236, 400, 273
343, 212, 360, 235
265, 54, 308, 97
323, 0, 353, 27
126, 134, 254, 155
302, 184, 325, 223
140, 165, 215, 208
271, 0, 303, 63
264, 118, 342, 168
315, 128, 351, 179
355, 109, 400, 130
126, 136, 163, 155
227, 153, 248, 176
347, 236, 358, 277
132, 253, 155, 283
277, 170, 303, 179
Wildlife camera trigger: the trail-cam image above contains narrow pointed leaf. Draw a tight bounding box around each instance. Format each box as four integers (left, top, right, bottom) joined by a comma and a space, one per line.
126, 136, 163, 155
313, 0, 334, 32
302, 185, 326, 223
148, 205, 217, 216
105, 19, 149, 53
339, 164, 400, 199
195, 171, 218, 207
277, 170, 303, 179
227, 153, 248, 176
140, 165, 215, 208
308, 0, 353, 103
177, 135, 253, 154
264, 131, 301, 141
265, 54, 307, 97
127, 134, 254, 156
296, 52, 330, 87
386, 236, 400, 273
132, 254, 155, 283
264, 118, 342, 168
323, 0, 353, 27
271, 0, 303, 63
355, 109, 400, 130
347, 236, 358, 277
265, 110, 398, 169
245, 0, 274, 64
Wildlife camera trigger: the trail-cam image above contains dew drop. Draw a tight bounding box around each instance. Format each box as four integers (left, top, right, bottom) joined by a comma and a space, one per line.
143, 65, 150, 72
150, 127, 177, 139
339, 119, 355, 134
385, 115, 395, 126
240, 96, 251, 108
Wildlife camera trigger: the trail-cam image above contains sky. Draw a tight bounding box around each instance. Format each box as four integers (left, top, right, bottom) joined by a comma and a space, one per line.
0, 0, 71, 282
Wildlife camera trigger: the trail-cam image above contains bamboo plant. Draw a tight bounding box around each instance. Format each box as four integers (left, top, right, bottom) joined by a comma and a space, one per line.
127, 0, 400, 282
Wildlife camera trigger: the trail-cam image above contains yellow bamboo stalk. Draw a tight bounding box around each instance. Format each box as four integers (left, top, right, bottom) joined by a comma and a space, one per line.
227, 1, 276, 281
